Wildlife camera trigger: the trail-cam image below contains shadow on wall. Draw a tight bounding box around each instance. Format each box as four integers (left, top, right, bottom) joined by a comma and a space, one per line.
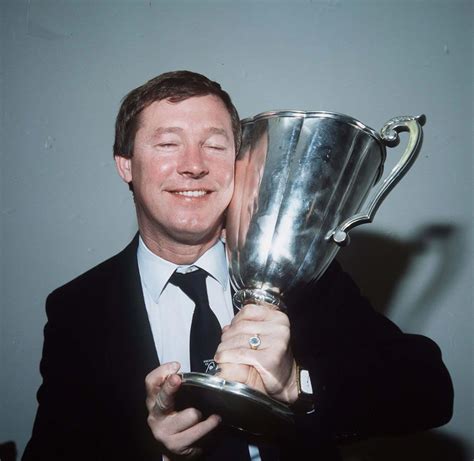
336, 223, 468, 460
336, 223, 464, 322
339, 430, 469, 461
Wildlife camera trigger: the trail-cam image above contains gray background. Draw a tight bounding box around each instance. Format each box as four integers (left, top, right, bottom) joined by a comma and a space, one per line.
1, 0, 472, 459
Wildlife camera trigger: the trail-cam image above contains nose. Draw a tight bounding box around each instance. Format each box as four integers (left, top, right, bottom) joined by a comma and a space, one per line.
177, 144, 209, 179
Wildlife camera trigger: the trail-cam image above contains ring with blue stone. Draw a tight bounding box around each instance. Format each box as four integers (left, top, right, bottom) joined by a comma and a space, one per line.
248, 335, 261, 350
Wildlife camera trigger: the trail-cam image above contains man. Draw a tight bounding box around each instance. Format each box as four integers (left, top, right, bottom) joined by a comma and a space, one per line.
23, 71, 453, 461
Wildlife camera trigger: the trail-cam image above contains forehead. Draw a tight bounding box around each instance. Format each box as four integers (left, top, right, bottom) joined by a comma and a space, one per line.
137, 95, 233, 135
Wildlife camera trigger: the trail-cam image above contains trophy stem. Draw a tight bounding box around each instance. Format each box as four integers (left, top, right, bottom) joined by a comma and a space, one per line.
233, 288, 287, 312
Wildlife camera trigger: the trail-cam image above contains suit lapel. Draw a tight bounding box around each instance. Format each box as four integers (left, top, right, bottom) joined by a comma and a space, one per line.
105, 234, 160, 383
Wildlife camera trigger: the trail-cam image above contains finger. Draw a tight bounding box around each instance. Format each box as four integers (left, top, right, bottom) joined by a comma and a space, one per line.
164, 407, 205, 434
217, 363, 266, 393
216, 332, 269, 354
217, 319, 292, 361
153, 373, 182, 416
148, 407, 206, 440
162, 408, 219, 435
232, 304, 287, 324
221, 320, 267, 339
145, 361, 181, 397
216, 341, 289, 369
145, 363, 181, 412
148, 409, 218, 454
220, 322, 289, 345
216, 362, 249, 382
215, 347, 259, 369
166, 414, 221, 454
231, 304, 270, 323
216, 348, 294, 399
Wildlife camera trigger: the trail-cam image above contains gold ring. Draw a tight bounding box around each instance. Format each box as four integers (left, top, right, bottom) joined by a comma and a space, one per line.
248, 335, 261, 350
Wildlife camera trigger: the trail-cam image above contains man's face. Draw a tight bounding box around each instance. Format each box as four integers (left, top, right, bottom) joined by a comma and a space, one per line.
116, 95, 235, 249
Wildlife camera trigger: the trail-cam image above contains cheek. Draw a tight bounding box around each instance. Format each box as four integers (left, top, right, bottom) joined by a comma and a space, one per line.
218, 160, 235, 188
136, 158, 175, 186
219, 172, 235, 204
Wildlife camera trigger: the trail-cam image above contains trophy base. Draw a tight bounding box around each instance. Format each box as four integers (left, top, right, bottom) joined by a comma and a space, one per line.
174, 372, 294, 437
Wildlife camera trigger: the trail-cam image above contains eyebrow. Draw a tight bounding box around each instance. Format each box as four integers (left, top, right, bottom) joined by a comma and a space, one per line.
151, 126, 230, 139
152, 127, 183, 136
205, 127, 230, 140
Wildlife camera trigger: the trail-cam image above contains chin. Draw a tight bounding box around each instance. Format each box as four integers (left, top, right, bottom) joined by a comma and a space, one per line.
171, 222, 222, 245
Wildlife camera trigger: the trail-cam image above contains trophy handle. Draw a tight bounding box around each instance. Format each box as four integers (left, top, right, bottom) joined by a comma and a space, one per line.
331, 114, 426, 246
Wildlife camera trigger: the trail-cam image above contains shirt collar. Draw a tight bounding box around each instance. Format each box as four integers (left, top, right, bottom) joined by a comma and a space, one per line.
137, 235, 229, 303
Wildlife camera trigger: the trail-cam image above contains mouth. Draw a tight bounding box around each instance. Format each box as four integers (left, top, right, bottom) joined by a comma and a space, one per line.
171, 190, 210, 198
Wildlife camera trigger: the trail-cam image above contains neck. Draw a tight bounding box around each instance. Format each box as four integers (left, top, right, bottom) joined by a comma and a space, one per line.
139, 228, 221, 265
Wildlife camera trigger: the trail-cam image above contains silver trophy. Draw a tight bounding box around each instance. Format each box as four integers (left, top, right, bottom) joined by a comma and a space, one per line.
176, 111, 426, 436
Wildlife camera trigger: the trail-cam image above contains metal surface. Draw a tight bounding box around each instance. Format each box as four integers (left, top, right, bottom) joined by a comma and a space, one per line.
332, 114, 426, 244
227, 110, 426, 307
175, 373, 294, 436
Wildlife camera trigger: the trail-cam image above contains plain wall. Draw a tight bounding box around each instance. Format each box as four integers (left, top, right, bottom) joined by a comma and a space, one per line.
1, 1, 472, 459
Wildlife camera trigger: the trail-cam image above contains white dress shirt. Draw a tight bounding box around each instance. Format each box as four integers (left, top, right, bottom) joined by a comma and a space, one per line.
137, 236, 235, 371
137, 236, 261, 461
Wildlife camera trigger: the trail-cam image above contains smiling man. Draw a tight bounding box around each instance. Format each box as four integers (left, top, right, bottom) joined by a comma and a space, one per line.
115, 94, 236, 257
23, 71, 453, 461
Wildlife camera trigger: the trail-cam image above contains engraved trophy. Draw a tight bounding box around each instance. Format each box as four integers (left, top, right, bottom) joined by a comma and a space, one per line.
176, 111, 426, 436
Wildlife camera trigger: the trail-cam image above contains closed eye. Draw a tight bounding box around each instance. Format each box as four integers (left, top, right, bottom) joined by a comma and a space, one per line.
204, 144, 226, 151
157, 143, 178, 149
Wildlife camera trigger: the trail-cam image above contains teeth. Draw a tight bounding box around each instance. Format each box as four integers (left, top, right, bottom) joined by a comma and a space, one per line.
174, 190, 207, 197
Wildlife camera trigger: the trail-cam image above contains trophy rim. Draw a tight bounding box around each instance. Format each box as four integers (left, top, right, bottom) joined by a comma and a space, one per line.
175, 372, 295, 435
241, 110, 383, 141
179, 372, 293, 415
240, 109, 386, 183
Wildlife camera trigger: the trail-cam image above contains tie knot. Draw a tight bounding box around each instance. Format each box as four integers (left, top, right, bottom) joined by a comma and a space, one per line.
168, 268, 208, 303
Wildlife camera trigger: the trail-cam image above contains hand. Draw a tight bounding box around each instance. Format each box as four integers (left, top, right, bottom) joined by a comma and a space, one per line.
145, 362, 221, 459
214, 304, 298, 404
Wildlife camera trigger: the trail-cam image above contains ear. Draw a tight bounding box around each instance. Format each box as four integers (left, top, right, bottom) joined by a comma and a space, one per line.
115, 155, 133, 184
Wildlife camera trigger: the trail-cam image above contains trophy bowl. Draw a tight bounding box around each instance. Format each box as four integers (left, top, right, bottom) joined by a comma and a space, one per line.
175, 111, 426, 435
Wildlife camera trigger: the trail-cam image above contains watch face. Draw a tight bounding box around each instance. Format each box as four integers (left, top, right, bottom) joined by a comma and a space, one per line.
294, 368, 315, 415
300, 368, 313, 395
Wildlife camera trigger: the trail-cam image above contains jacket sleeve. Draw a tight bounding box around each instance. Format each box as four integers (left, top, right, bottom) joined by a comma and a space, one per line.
288, 260, 453, 444
22, 288, 104, 461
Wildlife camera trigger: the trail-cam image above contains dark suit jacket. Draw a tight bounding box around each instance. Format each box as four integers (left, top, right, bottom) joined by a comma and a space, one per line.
23, 236, 453, 461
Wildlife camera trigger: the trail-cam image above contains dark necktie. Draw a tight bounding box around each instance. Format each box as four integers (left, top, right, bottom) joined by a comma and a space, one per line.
168, 268, 221, 373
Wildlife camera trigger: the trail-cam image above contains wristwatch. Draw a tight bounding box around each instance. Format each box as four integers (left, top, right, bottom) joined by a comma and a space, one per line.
292, 364, 315, 414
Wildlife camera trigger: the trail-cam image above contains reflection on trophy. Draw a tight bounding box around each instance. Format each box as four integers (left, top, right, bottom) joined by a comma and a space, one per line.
176, 111, 426, 436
